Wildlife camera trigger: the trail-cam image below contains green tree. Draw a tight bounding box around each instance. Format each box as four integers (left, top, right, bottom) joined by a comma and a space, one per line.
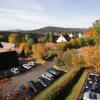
24, 34, 35, 47
45, 33, 49, 42
93, 20, 100, 36
49, 32, 54, 43
8, 33, 22, 46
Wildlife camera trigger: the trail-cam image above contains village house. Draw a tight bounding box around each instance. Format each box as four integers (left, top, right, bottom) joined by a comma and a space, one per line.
56, 34, 71, 42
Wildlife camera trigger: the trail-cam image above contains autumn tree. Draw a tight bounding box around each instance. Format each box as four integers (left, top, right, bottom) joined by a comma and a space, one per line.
19, 42, 30, 57
8, 33, 22, 46
32, 44, 49, 59
70, 39, 81, 48
54, 42, 67, 55
82, 46, 100, 71
84, 27, 96, 37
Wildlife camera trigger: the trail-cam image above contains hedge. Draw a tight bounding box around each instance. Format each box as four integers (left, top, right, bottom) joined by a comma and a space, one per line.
34, 67, 85, 100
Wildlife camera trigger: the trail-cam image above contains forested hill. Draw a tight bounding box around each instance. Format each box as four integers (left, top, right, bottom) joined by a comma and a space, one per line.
0, 26, 87, 35
29, 26, 87, 34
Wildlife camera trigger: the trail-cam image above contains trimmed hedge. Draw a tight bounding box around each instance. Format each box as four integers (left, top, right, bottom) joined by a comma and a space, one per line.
34, 67, 85, 100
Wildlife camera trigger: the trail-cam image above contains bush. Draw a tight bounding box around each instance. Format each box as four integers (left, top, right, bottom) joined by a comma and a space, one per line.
54, 57, 65, 66
54, 49, 77, 68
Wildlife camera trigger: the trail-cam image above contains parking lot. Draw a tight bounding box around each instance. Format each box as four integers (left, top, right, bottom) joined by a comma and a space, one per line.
2, 61, 54, 93
81, 71, 100, 100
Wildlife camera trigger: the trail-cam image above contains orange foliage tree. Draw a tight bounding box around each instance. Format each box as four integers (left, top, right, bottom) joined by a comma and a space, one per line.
32, 44, 49, 59
84, 27, 96, 37
19, 42, 30, 53
82, 46, 100, 71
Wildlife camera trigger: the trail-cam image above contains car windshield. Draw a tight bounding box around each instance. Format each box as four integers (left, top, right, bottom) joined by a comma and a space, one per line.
46, 73, 53, 77
89, 92, 97, 99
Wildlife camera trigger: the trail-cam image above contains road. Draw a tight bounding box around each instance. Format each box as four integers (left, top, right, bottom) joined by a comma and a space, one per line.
3, 61, 53, 93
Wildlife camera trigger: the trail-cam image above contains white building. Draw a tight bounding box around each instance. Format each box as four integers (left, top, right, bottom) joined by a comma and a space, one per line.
78, 33, 84, 38
56, 34, 70, 43
69, 33, 74, 38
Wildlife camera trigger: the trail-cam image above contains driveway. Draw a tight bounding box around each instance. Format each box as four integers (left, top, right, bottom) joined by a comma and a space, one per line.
3, 61, 54, 93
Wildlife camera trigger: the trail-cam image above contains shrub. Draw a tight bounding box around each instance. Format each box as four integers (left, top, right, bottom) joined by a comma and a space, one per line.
53, 49, 77, 68
54, 57, 65, 66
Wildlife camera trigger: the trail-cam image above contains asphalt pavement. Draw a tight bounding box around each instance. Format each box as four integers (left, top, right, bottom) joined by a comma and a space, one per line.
2, 61, 53, 94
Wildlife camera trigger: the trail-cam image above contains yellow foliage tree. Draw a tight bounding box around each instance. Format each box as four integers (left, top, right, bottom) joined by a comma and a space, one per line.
32, 44, 49, 59
8, 33, 22, 46
82, 46, 100, 71
19, 42, 30, 53
84, 27, 97, 37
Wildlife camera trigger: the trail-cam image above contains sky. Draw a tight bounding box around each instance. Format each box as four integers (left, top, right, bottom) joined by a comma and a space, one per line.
0, 0, 100, 30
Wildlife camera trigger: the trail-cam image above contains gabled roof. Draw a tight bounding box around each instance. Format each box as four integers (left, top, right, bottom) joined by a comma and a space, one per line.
62, 34, 71, 41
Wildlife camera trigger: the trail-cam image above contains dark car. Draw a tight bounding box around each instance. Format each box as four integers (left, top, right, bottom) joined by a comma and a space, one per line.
85, 83, 93, 90
27, 80, 37, 89
18, 85, 26, 92
37, 77, 51, 87
47, 68, 60, 76
85, 83, 100, 94
88, 75, 96, 81
27, 80, 45, 93
18, 66, 26, 72
24, 87, 37, 100
3, 71, 12, 78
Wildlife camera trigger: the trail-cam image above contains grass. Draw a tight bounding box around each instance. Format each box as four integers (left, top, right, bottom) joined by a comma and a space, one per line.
34, 67, 84, 100
65, 70, 89, 100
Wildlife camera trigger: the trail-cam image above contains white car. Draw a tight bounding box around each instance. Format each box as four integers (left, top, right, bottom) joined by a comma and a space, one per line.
42, 72, 54, 81
28, 61, 35, 66
23, 64, 32, 69
83, 92, 100, 100
10, 67, 20, 74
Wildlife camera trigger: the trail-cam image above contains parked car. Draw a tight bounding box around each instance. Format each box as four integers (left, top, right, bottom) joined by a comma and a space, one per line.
18, 85, 26, 92
42, 72, 54, 81
83, 92, 100, 100
88, 75, 96, 81
23, 64, 32, 69
18, 66, 26, 72
47, 68, 60, 76
37, 77, 51, 87
28, 62, 35, 67
3, 71, 12, 78
27, 80, 37, 89
27, 80, 45, 93
86, 83, 100, 94
10, 67, 20, 74
24, 87, 37, 100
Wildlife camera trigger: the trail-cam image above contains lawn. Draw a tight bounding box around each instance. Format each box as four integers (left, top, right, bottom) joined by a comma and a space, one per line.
65, 70, 89, 100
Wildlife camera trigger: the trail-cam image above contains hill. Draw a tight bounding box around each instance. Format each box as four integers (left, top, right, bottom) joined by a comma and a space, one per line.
0, 26, 87, 35
29, 26, 87, 34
